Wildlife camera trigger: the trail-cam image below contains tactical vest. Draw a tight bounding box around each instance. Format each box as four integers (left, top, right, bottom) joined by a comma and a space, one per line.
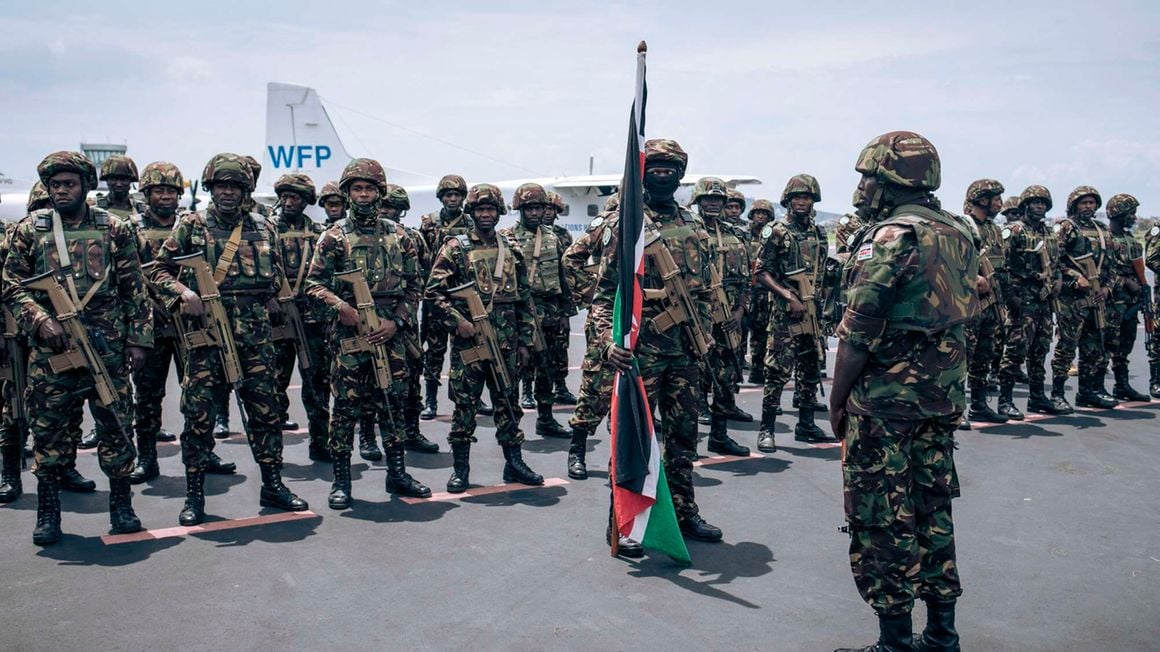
198, 210, 275, 294
1011, 221, 1059, 298
709, 221, 750, 290
511, 224, 563, 296
134, 213, 176, 264
278, 218, 323, 295
32, 208, 115, 301
1059, 216, 1107, 287
976, 219, 1007, 271
643, 210, 708, 293
340, 218, 409, 297
860, 204, 978, 333
454, 233, 519, 303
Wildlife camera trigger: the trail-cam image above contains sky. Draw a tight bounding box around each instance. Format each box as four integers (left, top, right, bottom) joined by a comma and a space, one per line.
2, 0, 1159, 216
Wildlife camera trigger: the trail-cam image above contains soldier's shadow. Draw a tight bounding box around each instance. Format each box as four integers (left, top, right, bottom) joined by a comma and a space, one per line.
36, 535, 182, 566
625, 539, 776, 609
194, 512, 321, 547
141, 473, 246, 499
462, 485, 567, 508
1098, 407, 1157, 421
405, 451, 453, 470
339, 497, 458, 524
977, 423, 1062, 439
785, 445, 843, 461
698, 457, 792, 478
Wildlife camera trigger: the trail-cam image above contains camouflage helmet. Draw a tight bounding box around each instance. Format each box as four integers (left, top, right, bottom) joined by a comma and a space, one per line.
964, 179, 1005, 206
99, 154, 139, 182
436, 174, 468, 198
242, 155, 262, 184
139, 161, 185, 194
1066, 185, 1102, 215
338, 158, 388, 195
546, 191, 566, 212
1105, 193, 1139, 219
748, 198, 776, 218
37, 150, 98, 189
1000, 194, 1023, 217
780, 174, 822, 207
643, 138, 688, 173
274, 173, 318, 204
200, 153, 255, 191
1019, 185, 1053, 211
691, 177, 729, 204
854, 131, 941, 191
27, 181, 51, 211
318, 181, 347, 206
726, 188, 747, 211
383, 183, 411, 211
511, 182, 549, 210
464, 183, 507, 215
603, 193, 620, 212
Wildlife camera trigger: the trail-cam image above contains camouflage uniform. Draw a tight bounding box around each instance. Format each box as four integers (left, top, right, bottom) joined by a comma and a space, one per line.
961, 179, 1010, 423
542, 190, 577, 403
1103, 194, 1150, 402
96, 154, 142, 221
1050, 186, 1117, 408
1146, 221, 1160, 397
3, 151, 153, 543
746, 200, 775, 384
0, 219, 32, 503
834, 133, 972, 650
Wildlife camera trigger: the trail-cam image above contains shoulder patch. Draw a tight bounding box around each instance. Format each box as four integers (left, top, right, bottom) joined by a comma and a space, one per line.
839, 216, 850, 226
1151, 226, 1160, 237
1001, 227, 1012, 240
601, 228, 612, 246
855, 242, 874, 261
1052, 223, 1062, 233
760, 224, 773, 239
589, 216, 604, 230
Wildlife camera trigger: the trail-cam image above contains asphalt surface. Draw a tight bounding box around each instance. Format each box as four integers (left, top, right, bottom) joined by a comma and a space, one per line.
1, 316, 1158, 651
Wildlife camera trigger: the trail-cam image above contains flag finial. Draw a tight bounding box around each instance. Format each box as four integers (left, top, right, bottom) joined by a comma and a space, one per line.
637, 41, 647, 54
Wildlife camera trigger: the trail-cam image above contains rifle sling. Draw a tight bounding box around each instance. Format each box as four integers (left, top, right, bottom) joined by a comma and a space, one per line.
212, 222, 245, 286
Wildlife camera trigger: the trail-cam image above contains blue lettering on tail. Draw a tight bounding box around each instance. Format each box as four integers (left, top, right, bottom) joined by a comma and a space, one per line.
316, 146, 331, 166
268, 145, 333, 169
268, 145, 295, 168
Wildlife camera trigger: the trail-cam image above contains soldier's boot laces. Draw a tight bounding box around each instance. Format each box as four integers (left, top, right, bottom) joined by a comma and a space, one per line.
358, 421, 383, 462
996, 383, 1024, 421
328, 455, 352, 510
967, 387, 1008, 423
1075, 376, 1117, 409
60, 466, 96, 492
1112, 368, 1150, 402
308, 438, 333, 463
553, 383, 578, 405
707, 415, 751, 456
419, 380, 439, 420
128, 434, 160, 484
0, 443, 23, 503
404, 418, 440, 453
912, 599, 960, 652
179, 470, 206, 526
519, 377, 536, 410
385, 445, 430, 498
108, 478, 143, 535
258, 463, 309, 512
32, 473, 62, 546
204, 450, 236, 475
835, 612, 915, 652
77, 428, 99, 450
535, 404, 570, 439
794, 407, 835, 443
502, 445, 544, 486
678, 513, 723, 542
446, 442, 471, 493
1047, 377, 1075, 415
756, 407, 778, 453
567, 427, 590, 480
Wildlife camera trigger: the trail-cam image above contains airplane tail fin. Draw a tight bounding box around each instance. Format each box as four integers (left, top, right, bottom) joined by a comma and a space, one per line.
264, 82, 354, 191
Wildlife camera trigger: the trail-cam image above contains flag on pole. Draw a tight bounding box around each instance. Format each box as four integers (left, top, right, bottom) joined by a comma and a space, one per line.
609, 41, 690, 564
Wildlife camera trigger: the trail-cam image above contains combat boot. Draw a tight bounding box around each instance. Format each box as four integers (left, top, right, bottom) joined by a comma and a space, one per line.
403, 412, 439, 453
956, 414, 971, 431
678, 513, 723, 542
1046, 376, 1075, 414
1012, 366, 1030, 385
502, 445, 544, 486
213, 391, 231, 438
60, 465, 96, 492
747, 363, 764, 385
606, 524, 644, 558
835, 612, 915, 652
519, 377, 536, 410
707, 415, 750, 456
204, 450, 236, 474
697, 394, 712, 425
553, 383, 578, 405
1112, 368, 1149, 402
308, 439, 333, 462
128, 433, 160, 484
179, 469, 205, 526
996, 382, 1024, 421
535, 404, 569, 438
358, 419, 383, 462
1075, 376, 1117, 409
419, 379, 439, 420
913, 598, 959, 652
567, 427, 590, 480
385, 445, 431, 498
795, 407, 835, 443
724, 403, 754, 422
279, 416, 299, 430
328, 455, 352, 510
1026, 383, 1053, 413
756, 407, 778, 453
446, 442, 471, 493
1092, 375, 1120, 407
0, 443, 23, 503
967, 387, 1008, 423
258, 463, 309, 512
156, 429, 177, 443
32, 473, 61, 546
108, 478, 143, 535
78, 428, 99, 449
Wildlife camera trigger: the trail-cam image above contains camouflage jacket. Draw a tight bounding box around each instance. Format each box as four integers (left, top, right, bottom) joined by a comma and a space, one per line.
1146, 224, 1160, 286
499, 222, 572, 308
1107, 229, 1143, 304
419, 208, 474, 259
1004, 219, 1061, 303
972, 214, 1009, 288
834, 213, 865, 255
563, 213, 614, 308
1054, 215, 1111, 295
274, 213, 326, 323
552, 223, 574, 251
132, 209, 185, 333
2, 207, 153, 349
754, 216, 826, 320
703, 216, 751, 312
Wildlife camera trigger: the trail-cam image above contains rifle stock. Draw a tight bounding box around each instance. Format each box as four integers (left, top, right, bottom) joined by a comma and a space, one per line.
786, 268, 827, 395
1, 307, 28, 424
643, 237, 711, 356
334, 268, 400, 431
447, 281, 517, 420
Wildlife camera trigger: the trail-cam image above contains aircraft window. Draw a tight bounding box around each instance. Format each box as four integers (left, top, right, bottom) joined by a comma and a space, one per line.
559, 204, 569, 216
587, 204, 598, 217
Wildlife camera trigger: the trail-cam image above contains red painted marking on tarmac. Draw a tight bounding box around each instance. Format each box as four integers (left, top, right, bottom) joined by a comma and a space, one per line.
399, 476, 569, 504
809, 442, 842, 449
694, 452, 765, 467
100, 510, 319, 545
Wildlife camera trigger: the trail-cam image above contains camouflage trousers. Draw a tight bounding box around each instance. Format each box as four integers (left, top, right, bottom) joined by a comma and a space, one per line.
1104, 298, 1139, 375
133, 335, 183, 440
1000, 299, 1053, 387
1050, 295, 1105, 382
748, 289, 771, 370
273, 321, 331, 447
403, 332, 423, 434
843, 413, 962, 616
26, 344, 136, 480
328, 336, 409, 457
637, 351, 702, 521
447, 344, 524, 446
964, 302, 1001, 391
707, 324, 743, 416
762, 316, 821, 414
421, 300, 450, 386
1150, 291, 1160, 383
568, 318, 614, 435
526, 296, 571, 405
179, 317, 282, 471
545, 302, 573, 392
0, 342, 29, 449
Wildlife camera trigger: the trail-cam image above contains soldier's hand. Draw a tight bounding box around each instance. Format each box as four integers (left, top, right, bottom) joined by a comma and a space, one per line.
517, 345, 531, 369
1074, 275, 1090, 291
369, 319, 397, 344
787, 297, 806, 319
977, 275, 992, 297
180, 289, 205, 317
456, 319, 476, 339
37, 318, 67, 351
829, 405, 849, 441
607, 344, 635, 372
125, 346, 146, 374
337, 303, 360, 327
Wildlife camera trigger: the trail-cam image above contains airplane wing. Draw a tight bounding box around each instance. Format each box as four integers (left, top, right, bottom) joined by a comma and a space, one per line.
549, 174, 762, 190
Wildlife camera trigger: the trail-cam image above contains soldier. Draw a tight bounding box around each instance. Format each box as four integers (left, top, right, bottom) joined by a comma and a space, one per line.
962, 179, 1010, 423
541, 190, 578, 405
152, 152, 308, 526
723, 189, 747, 225
269, 174, 332, 463
1146, 218, 1160, 398
753, 175, 835, 452
831, 132, 971, 652
994, 194, 1027, 387
690, 177, 752, 455
1000, 194, 1023, 223
319, 182, 348, 225
600, 139, 725, 543
305, 159, 430, 508
96, 154, 141, 219
1050, 186, 1117, 410
0, 201, 39, 503
3, 151, 152, 545
1104, 194, 1150, 402
502, 183, 573, 439
998, 186, 1069, 417
746, 199, 775, 385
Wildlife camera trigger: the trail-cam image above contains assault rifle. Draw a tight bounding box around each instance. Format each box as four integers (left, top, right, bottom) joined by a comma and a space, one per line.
448, 281, 518, 422
707, 265, 744, 382
334, 268, 400, 431
785, 267, 826, 396
1131, 257, 1155, 345
1068, 252, 1106, 347
271, 278, 311, 371
978, 248, 1008, 324
1, 307, 28, 463
641, 235, 711, 357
